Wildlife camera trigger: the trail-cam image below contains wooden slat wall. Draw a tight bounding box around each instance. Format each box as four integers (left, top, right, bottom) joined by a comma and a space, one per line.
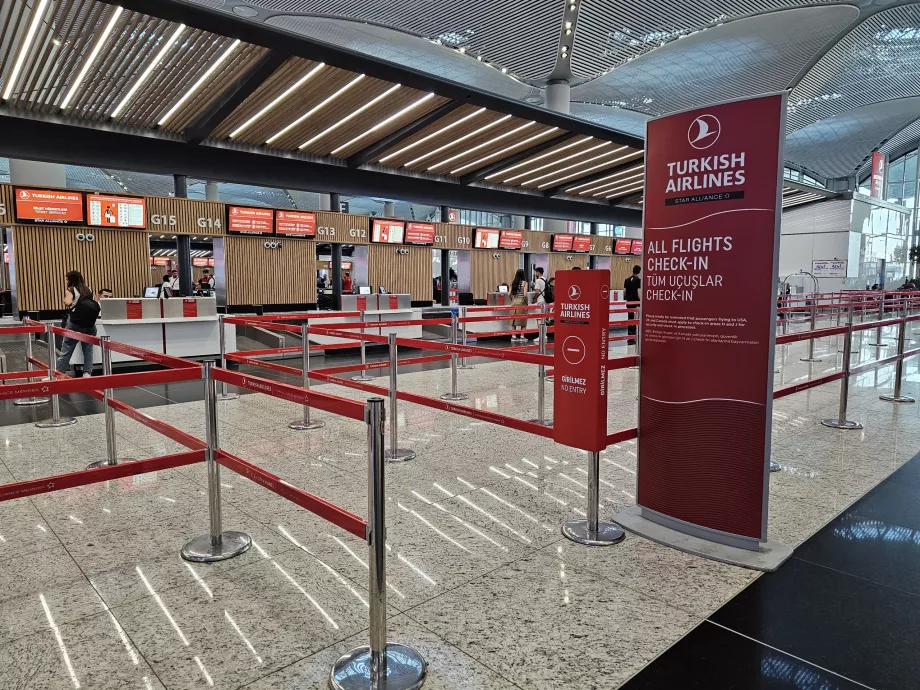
315, 211, 371, 244
471, 250, 520, 299
367, 244, 431, 299
0, 184, 14, 225
609, 255, 638, 291
432, 223, 475, 250
224, 236, 316, 305
13, 226, 149, 310
549, 253, 589, 276
150, 265, 212, 285
145, 196, 225, 235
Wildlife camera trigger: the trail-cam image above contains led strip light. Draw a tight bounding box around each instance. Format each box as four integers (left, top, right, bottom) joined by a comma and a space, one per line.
565, 163, 644, 193
299, 83, 402, 150
403, 114, 511, 168
581, 169, 645, 196
266, 74, 364, 145
111, 23, 186, 118
450, 127, 558, 175
604, 182, 645, 199
520, 146, 629, 187
428, 121, 536, 171
536, 149, 643, 189
378, 108, 486, 164
2, 0, 49, 100
230, 62, 326, 138
499, 140, 610, 184
61, 6, 124, 109
330, 92, 435, 155
483, 136, 590, 180
158, 39, 241, 126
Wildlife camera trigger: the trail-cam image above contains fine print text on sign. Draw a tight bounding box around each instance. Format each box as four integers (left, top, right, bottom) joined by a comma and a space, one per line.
638, 94, 785, 543
553, 269, 609, 452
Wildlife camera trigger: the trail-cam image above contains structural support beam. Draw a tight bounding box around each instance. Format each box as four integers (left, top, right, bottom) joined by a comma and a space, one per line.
347, 101, 462, 169
0, 112, 641, 225
542, 158, 644, 198
458, 133, 570, 185
183, 51, 287, 145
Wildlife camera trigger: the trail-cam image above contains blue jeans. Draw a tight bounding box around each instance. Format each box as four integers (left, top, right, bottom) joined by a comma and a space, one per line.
56, 325, 97, 374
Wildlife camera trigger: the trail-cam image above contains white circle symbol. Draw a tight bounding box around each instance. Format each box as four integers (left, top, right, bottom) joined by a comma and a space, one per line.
601, 284, 610, 300
562, 336, 586, 365
568, 285, 581, 301
688, 114, 721, 149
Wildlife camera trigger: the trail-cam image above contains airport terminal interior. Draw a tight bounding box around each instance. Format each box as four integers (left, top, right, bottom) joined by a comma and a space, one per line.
0, 0, 919, 688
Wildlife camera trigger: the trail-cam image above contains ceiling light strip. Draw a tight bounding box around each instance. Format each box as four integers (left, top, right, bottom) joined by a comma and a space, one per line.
594, 179, 646, 198
536, 150, 643, 189
379, 108, 486, 163
429, 122, 536, 171
61, 6, 124, 109
484, 136, 591, 180
604, 182, 646, 199
266, 73, 364, 145
404, 114, 511, 168
230, 62, 326, 138
450, 127, 559, 174
502, 141, 613, 184
582, 170, 645, 195
299, 83, 402, 150
158, 39, 242, 126
331, 92, 436, 155
523, 146, 630, 187
2, 0, 49, 100
111, 23, 186, 118
566, 163, 644, 193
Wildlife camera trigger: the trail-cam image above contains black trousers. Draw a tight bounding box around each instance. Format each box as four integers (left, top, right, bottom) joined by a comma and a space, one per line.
627, 310, 637, 345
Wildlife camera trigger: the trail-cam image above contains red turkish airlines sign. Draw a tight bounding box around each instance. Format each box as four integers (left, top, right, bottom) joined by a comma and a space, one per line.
498, 230, 523, 249
14, 188, 84, 225
404, 223, 436, 245
553, 269, 609, 451
615, 238, 632, 254
869, 151, 886, 199
228, 206, 273, 234
637, 94, 784, 542
275, 210, 316, 237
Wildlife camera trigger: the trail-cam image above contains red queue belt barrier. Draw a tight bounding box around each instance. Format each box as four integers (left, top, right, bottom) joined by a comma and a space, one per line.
108, 398, 206, 451
0, 369, 51, 382
225, 311, 363, 322
775, 325, 848, 345
0, 450, 204, 503
216, 450, 367, 539
773, 371, 845, 399
0, 325, 45, 335
0, 367, 201, 401
308, 325, 390, 345
393, 336, 552, 367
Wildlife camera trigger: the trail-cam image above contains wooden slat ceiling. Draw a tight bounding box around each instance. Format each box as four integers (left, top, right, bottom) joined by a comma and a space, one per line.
563, 162, 647, 200
0, 0, 647, 201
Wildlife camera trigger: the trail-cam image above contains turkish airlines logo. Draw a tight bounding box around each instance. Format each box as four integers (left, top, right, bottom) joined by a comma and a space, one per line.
19, 190, 29, 199
688, 114, 720, 150
568, 285, 581, 301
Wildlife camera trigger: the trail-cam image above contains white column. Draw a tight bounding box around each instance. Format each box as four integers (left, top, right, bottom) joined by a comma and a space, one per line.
318, 194, 332, 211
513, 215, 525, 229
545, 81, 571, 115
9, 159, 66, 188
384, 201, 396, 217
544, 218, 567, 232
205, 181, 219, 201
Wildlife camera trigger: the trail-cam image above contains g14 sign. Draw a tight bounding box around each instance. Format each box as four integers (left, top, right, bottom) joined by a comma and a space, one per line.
553, 269, 609, 451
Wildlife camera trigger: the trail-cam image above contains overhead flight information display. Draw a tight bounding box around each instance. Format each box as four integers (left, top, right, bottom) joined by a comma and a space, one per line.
404, 222, 436, 245
87, 194, 146, 228
372, 219, 406, 244
275, 210, 316, 237
474, 228, 500, 249
227, 206, 274, 234
14, 188, 84, 225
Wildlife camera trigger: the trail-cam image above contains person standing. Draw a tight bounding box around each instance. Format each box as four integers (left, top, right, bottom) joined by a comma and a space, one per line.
167, 268, 180, 295
624, 264, 641, 347
342, 272, 353, 293
57, 271, 100, 377
533, 267, 547, 306
198, 270, 215, 291
510, 268, 529, 342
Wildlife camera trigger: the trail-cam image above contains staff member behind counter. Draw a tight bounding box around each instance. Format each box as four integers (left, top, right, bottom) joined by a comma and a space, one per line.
624, 265, 641, 347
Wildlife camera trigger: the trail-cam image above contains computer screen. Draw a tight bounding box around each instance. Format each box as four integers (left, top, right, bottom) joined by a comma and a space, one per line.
498, 285, 509, 294
144, 287, 159, 298
379, 286, 387, 294
359, 286, 371, 295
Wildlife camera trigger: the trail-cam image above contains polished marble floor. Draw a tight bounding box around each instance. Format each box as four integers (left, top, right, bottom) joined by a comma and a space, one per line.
0, 321, 917, 689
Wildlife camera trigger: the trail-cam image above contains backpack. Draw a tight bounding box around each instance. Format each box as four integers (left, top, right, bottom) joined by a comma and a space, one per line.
544, 282, 555, 303
69, 293, 101, 328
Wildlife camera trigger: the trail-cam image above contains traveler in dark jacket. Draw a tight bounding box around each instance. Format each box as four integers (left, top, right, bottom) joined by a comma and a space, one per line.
57, 271, 100, 376
624, 264, 641, 347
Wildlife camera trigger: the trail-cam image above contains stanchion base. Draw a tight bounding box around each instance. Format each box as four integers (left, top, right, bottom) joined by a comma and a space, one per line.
799, 357, 823, 363
880, 394, 916, 403
35, 417, 77, 429
385, 448, 416, 462
329, 643, 427, 690
351, 374, 375, 382
545, 375, 554, 382
217, 393, 240, 401
289, 419, 326, 431
181, 531, 251, 563
821, 418, 863, 430
439, 392, 469, 401
458, 364, 475, 370
867, 343, 888, 348
561, 519, 625, 546
769, 461, 781, 473
86, 458, 137, 469
14, 397, 49, 406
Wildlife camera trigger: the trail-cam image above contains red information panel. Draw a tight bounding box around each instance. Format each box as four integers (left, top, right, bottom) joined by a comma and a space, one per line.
86, 194, 146, 228
630, 239, 643, 255
388, 296, 399, 310
870, 151, 886, 199
572, 235, 592, 253
182, 299, 198, 318
553, 270, 609, 451
275, 210, 316, 237
638, 94, 785, 542
372, 219, 405, 244
498, 230, 523, 250
474, 228, 500, 249
404, 223, 435, 246
14, 188, 84, 225
449, 287, 458, 303
552, 234, 574, 252
228, 206, 274, 234
126, 300, 143, 319
356, 296, 367, 311
615, 238, 633, 254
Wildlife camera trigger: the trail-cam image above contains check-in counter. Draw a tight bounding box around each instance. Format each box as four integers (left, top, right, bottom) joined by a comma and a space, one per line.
310, 294, 418, 347
67, 297, 233, 366
467, 291, 539, 335
341, 293, 412, 312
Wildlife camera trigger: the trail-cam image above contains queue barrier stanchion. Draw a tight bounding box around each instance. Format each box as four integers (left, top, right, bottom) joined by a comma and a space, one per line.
880, 300, 916, 404
352, 310, 375, 382
217, 315, 240, 401
385, 333, 416, 462
869, 297, 888, 348
87, 336, 136, 469
800, 304, 823, 363
289, 323, 325, 431
14, 328, 49, 406
439, 312, 468, 402
182, 361, 252, 562
530, 306, 551, 426
822, 305, 863, 430
35, 322, 77, 429
329, 397, 427, 690
561, 450, 625, 546
458, 306, 474, 370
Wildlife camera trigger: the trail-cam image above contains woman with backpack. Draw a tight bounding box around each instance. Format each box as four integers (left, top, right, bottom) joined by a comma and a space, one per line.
57, 271, 101, 377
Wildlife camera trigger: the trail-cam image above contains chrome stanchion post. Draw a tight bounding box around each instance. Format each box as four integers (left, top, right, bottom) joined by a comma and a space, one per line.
352, 310, 375, 382
14, 329, 49, 406
290, 323, 324, 430
870, 296, 887, 347
531, 306, 551, 425
880, 299, 915, 403
329, 398, 427, 690
385, 333, 415, 462
822, 305, 863, 430
182, 361, 252, 562
87, 336, 135, 469
562, 451, 625, 545
35, 323, 76, 429
216, 315, 239, 401
440, 313, 468, 401
800, 303, 822, 362
458, 306, 474, 369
